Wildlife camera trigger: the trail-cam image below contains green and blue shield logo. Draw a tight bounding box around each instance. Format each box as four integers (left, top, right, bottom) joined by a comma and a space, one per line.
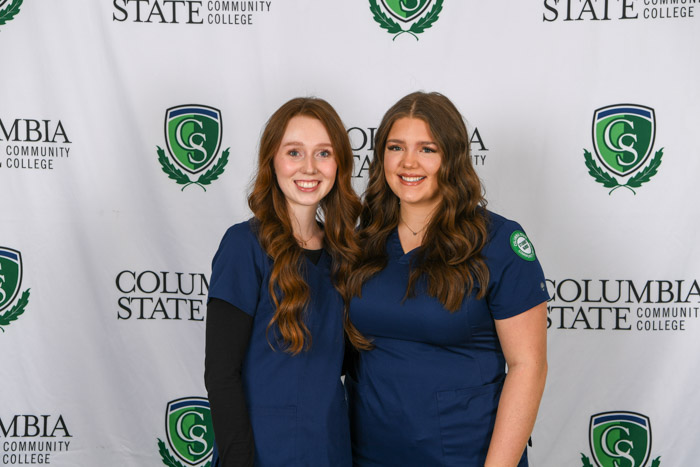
157, 105, 230, 191
158, 397, 214, 466
581, 411, 661, 467
0, 247, 30, 332
583, 104, 663, 195
165, 106, 222, 175
593, 105, 655, 177
0, 0, 24, 28
369, 0, 443, 40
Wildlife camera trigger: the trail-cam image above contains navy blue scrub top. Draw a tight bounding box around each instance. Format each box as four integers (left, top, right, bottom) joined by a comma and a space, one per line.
208, 220, 351, 467
347, 211, 549, 467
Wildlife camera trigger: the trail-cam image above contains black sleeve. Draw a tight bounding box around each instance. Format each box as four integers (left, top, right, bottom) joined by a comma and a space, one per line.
204, 298, 255, 467
342, 336, 358, 379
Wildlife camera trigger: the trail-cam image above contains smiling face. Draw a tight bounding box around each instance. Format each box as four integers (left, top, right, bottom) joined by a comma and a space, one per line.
383, 117, 442, 211
273, 115, 338, 214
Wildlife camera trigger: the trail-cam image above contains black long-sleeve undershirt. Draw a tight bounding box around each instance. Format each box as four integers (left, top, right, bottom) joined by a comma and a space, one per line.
205, 298, 255, 467
204, 248, 323, 467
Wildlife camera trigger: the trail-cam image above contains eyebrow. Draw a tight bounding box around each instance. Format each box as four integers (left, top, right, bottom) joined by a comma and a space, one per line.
281, 141, 332, 148
386, 139, 437, 145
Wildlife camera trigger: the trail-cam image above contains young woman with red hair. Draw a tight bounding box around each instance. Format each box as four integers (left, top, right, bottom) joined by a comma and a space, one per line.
205, 97, 362, 466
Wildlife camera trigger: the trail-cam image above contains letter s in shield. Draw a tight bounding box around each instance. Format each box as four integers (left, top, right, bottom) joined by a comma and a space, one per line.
589, 411, 651, 467
165, 105, 223, 175
0, 247, 22, 312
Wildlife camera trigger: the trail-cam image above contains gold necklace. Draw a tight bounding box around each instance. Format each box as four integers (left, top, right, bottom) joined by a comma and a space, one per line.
401, 217, 428, 237
295, 232, 313, 247
295, 227, 320, 247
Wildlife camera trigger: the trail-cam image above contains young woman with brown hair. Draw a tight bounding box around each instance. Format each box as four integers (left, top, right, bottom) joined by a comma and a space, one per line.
346, 92, 549, 466
205, 97, 360, 466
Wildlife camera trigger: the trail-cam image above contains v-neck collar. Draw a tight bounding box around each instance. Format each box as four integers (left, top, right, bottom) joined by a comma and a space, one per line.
302, 247, 323, 266
303, 247, 330, 272
389, 228, 419, 264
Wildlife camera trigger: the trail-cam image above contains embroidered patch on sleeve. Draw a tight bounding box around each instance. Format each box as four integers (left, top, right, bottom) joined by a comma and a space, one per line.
509, 230, 537, 262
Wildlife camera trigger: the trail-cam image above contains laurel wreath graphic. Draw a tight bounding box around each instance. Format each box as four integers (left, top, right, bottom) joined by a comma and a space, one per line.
369, 0, 443, 40
157, 147, 230, 191
580, 453, 660, 466
158, 439, 212, 467
0, 289, 30, 332
584, 148, 663, 195
0, 0, 23, 27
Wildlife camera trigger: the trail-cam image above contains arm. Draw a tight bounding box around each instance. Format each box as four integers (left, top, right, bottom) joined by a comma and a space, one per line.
204, 298, 255, 467
484, 301, 548, 467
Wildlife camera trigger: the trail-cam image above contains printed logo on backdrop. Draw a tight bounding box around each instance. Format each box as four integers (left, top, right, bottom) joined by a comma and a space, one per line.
157, 397, 214, 467
157, 105, 230, 191
0, 247, 30, 332
112, 0, 273, 26
546, 278, 700, 332
116, 269, 208, 321
0, 118, 72, 171
583, 104, 663, 195
0, 0, 23, 29
543, 0, 695, 22
0, 414, 71, 464
348, 124, 489, 180
369, 0, 443, 40
580, 411, 661, 467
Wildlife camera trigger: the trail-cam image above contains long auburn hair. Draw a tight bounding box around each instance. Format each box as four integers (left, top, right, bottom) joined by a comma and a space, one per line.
247, 97, 365, 354
347, 92, 490, 323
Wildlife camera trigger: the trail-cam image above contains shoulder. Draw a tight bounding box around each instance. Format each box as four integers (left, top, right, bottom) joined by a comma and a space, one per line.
222, 218, 257, 239
484, 210, 521, 242
209, 219, 268, 311
480, 210, 549, 317
482, 210, 537, 263
218, 219, 260, 247
213, 219, 265, 262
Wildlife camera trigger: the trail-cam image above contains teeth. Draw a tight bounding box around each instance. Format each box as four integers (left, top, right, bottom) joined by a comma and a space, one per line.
401, 175, 425, 182
296, 181, 320, 188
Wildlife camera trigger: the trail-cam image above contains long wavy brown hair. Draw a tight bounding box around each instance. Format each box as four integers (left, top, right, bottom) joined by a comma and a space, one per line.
248, 97, 365, 354
347, 92, 490, 325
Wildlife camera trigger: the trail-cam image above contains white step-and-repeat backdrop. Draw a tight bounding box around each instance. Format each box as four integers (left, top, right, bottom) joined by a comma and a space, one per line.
2, 1, 698, 466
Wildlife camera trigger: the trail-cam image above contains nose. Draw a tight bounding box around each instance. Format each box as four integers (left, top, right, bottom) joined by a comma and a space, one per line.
400, 149, 418, 168
301, 154, 318, 174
